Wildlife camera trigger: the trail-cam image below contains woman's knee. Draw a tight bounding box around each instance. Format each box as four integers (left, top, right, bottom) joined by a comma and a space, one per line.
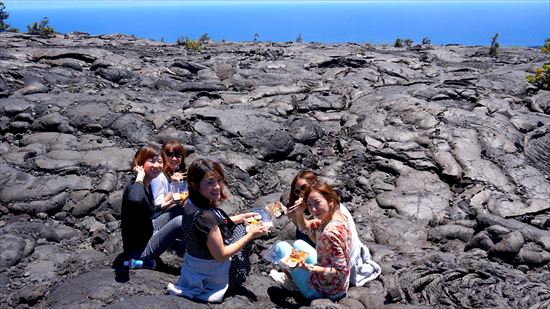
293, 239, 317, 264
275, 241, 293, 260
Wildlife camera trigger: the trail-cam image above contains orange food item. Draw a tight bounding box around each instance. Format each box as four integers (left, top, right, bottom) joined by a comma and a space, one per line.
180, 191, 189, 200
247, 215, 263, 225
289, 249, 308, 263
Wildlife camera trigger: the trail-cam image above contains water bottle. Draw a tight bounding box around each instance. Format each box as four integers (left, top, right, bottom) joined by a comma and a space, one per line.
123, 259, 144, 269
179, 181, 187, 192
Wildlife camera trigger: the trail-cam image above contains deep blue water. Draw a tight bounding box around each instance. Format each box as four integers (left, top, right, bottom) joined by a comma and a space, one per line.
4, 1, 549, 46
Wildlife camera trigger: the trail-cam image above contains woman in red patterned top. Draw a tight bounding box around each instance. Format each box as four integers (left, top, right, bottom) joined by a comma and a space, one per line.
275, 182, 352, 300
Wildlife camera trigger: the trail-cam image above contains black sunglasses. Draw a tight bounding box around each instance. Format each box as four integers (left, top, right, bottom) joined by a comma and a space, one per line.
293, 184, 307, 196
166, 151, 182, 158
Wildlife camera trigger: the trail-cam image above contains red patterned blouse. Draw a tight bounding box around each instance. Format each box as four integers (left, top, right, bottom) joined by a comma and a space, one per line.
309, 213, 352, 299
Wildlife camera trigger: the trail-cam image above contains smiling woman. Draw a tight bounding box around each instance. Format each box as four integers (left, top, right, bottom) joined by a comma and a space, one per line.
167, 158, 270, 303
3, 0, 549, 45
119, 144, 185, 269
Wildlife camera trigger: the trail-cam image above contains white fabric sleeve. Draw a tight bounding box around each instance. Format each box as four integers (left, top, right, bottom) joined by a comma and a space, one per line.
150, 173, 169, 206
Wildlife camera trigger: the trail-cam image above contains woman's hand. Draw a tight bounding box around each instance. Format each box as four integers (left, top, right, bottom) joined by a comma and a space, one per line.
287, 197, 307, 215
172, 172, 187, 181
233, 212, 260, 224
297, 261, 314, 272
307, 219, 323, 230
247, 223, 270, 239
161, 192, 179, 210
133, 165, 145, 183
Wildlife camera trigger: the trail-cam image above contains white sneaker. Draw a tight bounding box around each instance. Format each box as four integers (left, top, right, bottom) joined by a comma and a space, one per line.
269, 270, 298, 292
167, 283, 183, 296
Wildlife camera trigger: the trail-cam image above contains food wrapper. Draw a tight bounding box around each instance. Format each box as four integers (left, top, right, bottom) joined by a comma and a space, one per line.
245, 208, 273, 232
265, 201, 285, 218
261, 242, 308, 269
282, 249, 309, 268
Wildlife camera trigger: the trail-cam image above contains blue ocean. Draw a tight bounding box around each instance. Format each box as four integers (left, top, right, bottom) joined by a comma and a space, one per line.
3, 1, 549, 46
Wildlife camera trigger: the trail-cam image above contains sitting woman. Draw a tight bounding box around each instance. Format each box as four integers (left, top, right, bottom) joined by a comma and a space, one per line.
167, 159, 270, 303
150, 140, 187, 218
285, 170, 318, 247
277, 170, 381, 287
274, 182, 352, 301
120, 144, 185, 268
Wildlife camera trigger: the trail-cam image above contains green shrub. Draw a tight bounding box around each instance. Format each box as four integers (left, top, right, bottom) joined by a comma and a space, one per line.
403, 38, 413, 48
541, 38, 550, 54
394, 38, 403, 48
253, 33, 259, 42
27, 16, 56, 38
295, 34, 303, 43
198, 33, 210, 44
422, 37, 431, 45
176, 36, 201, 51
489, 33, 499, 57
527, 63, 550, 91
0, 1, 11, 32
176, 33, 210, 51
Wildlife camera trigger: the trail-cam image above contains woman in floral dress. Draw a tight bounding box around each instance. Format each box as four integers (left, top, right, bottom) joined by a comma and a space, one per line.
274, 182, 352, 300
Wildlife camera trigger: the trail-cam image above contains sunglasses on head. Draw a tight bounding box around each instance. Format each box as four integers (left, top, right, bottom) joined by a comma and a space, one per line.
166, 151, 182, 158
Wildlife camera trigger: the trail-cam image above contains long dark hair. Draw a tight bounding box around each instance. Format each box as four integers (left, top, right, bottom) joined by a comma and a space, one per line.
187, 158, 228, 208
161, 140, 186, 176
288, 170, 319, 206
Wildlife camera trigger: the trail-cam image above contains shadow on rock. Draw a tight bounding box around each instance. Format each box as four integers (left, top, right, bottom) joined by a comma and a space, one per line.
267, 286, 309, 309
112, 252, 130, 283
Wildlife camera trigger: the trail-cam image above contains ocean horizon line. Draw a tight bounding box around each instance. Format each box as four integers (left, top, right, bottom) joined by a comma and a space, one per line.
5, 0, 549, 9
3, 0, 548, 46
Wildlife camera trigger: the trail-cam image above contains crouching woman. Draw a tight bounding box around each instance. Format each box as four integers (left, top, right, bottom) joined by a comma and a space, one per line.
275, 182, 352, 301
167, 159, 270, 303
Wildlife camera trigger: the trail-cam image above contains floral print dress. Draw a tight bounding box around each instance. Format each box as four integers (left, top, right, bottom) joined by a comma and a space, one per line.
309, 213, 352, 299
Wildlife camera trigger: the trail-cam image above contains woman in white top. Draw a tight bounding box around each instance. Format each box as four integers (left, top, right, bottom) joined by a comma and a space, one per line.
150, 140, 187, 218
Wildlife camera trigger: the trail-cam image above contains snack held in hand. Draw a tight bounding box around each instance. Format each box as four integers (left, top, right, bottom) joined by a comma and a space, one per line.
245, 214, 264, 232
283, 249, 308, 268
246, 214, 263, 225
179, 191, 189, 201
266, 201, 285, 218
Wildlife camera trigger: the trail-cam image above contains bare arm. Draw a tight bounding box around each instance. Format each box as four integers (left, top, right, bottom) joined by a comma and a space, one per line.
206, 224, 270, 262
229, 212, 259, 224
159, 192, 178, 211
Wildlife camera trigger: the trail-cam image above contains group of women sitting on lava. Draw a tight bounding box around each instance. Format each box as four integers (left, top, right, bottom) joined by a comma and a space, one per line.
120, 141, 381, 303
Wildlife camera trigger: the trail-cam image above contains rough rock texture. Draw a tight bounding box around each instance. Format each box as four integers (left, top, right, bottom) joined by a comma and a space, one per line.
0, 32, 549, 308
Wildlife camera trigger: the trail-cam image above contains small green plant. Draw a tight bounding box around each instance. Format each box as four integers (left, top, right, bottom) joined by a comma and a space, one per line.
176, 36, 201, 51
0, 1, 16, 32
185, 38, 201, 51
489, 32, 500, 58
198, 33, 210, 44
422, 37, 431, 45
541, 38, 550, 54
403, 38, 413, 48
394, 38, 403, 48
0, 1, 10, 32
527, 63, 550, 91
253, 32, 259, 42
295, 34, 303, 43
27, 16, 56, 38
